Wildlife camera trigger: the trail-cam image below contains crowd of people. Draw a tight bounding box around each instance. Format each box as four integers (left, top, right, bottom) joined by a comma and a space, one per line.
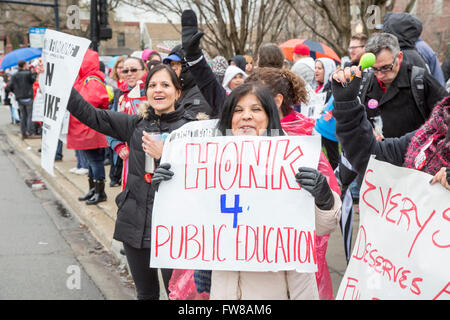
0, 9, 449, 300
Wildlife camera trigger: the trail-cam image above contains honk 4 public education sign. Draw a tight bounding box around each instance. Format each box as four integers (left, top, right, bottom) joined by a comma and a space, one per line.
151, 130, 322, 272
41, 30, 90, 176
337, 158, 450, 300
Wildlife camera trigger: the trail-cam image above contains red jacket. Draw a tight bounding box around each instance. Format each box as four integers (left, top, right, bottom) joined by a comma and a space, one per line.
67, 49, 109, 150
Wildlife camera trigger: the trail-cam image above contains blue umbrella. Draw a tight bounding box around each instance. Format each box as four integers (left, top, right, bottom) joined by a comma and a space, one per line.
0, 47, 42, 70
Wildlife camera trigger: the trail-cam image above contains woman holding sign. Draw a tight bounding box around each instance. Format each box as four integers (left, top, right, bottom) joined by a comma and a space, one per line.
151, 82, 342, 299
66, 64, 203, 300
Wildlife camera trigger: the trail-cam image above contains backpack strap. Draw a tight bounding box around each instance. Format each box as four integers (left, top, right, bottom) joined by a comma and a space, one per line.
410, 65, 427, 121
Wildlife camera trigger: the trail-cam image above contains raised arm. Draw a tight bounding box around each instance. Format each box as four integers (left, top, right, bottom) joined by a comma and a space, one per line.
331, 67, 412, 176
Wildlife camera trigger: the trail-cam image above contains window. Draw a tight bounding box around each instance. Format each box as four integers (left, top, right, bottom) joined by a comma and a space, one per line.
117, 32, 125, 47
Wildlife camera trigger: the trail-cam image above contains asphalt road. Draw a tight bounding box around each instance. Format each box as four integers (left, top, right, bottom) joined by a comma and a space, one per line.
0, 105, 134, 300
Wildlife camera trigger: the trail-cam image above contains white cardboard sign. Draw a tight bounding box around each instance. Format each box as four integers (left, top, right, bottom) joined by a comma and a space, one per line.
337, 158, 450, 300
151, 131, 322, 273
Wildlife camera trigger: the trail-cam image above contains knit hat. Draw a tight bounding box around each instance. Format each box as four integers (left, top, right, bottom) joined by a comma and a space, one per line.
293, 44, 311, 56
142, 49, 157, 61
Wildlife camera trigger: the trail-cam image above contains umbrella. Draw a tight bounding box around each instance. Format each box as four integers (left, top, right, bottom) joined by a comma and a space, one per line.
279, 39, 341, 63
0, 47, 42, 70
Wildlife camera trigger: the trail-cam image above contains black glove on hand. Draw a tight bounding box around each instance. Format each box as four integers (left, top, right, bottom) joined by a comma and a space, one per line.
295, 167, 334, 210
331, 73, 362, 102
181, 10, 204, 61
151, 163, 174, 192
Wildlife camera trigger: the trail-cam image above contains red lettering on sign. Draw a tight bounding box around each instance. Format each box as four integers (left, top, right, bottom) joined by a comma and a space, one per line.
431, 208, 450, 249
362, 170, 379, 214
433, 282, 450, 300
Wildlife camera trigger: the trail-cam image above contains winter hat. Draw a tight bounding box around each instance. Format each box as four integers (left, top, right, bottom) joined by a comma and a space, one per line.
211, 56, 228, 77
316, 57, 336, 86
293, 43, 311, 56
222, 65, 247, 92
142, 49, 157, 61
228, 55, 246, 72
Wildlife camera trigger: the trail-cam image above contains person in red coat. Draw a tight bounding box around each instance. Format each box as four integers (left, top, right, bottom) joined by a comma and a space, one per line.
67, 49, 110, 205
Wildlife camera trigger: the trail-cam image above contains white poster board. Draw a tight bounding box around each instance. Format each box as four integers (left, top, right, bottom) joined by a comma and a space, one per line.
336, 158, 450, 300
151, 131, 322, 273
40, 30, 90, 176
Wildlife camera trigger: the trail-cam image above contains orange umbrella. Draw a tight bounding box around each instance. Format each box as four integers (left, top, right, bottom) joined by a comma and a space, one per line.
279, 38, 341, 63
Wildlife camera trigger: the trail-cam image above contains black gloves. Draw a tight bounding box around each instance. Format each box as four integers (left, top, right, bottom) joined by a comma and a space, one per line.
151, 163, 174, 191
181, 9, 204, 61
296, 167, 334, 210
330, 73, 362, 102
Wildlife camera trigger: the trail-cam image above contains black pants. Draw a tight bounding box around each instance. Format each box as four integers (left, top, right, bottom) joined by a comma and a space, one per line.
321, 136, 340, 170
18, 99, 35, 136
109, 148, 123, 184
123, 243, 172, 300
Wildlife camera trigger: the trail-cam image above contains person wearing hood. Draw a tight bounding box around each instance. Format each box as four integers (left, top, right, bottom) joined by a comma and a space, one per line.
163, 45, 212, 117
211, 55, 228, 84
222, 65, 247, 94
228, 55, 246, 72
67, 49, 110, 205
383, 12, 445, 86
314, 57, 339, 169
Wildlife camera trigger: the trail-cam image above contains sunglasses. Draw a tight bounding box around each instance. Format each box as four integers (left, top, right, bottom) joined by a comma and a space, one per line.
371, 58, 397, 73
122, 68, 143, 74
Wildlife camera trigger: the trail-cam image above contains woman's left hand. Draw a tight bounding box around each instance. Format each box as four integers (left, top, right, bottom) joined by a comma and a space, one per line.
295, 167, 334, 210
142, 131, 164, 159
430, 167, 450, 190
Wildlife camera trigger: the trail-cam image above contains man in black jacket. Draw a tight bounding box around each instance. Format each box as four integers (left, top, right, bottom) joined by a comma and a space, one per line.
6, 60, 38, 139
163, 45, 212, 117
360, 33, 447, 139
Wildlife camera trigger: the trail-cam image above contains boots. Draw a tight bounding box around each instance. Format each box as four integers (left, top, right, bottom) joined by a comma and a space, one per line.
86, 180, 107, 205
78, 177, 95, 201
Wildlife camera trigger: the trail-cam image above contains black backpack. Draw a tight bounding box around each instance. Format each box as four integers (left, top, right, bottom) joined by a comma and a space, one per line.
359, 65, 427, 121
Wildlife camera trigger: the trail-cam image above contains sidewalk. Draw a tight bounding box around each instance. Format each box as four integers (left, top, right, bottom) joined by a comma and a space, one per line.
1, 118, 360, 299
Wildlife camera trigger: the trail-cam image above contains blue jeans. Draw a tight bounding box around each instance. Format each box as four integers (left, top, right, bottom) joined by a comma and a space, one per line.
75, 150, 88, 169
81, 149, 105, 181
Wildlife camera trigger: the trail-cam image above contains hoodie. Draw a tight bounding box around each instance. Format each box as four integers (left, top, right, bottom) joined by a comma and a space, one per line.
383, 12, 428, 69
67, 49, 110, 150
222, 65, 248, 93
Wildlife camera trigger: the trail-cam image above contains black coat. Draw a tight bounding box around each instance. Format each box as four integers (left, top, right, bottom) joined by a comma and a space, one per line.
362, 62, 447, 138
67, 88, 197, 249
333, 99, 415, 176
7, 69, 36, 100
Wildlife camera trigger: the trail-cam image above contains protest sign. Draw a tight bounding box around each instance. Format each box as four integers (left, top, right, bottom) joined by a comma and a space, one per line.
151, 128, 322, 273
336, 158, 450, 300
40, 30, 90, 176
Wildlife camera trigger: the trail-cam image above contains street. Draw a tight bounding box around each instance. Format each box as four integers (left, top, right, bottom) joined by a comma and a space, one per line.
0, 106, 134, 300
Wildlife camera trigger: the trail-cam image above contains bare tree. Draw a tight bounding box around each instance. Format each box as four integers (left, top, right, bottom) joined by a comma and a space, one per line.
283, 0, 417, 58
122, 0, 291, 58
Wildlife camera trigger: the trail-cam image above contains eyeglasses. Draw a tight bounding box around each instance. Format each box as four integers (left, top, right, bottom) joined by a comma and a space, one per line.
122, 68, 143, 74
371, 58, 397, 73
348, 45, 364, 51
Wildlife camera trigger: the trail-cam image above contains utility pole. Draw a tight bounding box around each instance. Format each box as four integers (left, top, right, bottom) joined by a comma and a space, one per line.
90, 0, 112, 52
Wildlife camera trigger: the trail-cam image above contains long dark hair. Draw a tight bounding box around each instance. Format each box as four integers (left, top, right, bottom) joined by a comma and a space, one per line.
144, 64, 182, 92
217, 82, 285, 136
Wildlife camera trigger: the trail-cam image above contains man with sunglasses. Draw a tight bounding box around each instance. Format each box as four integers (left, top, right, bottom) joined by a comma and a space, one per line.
359, 33, 447, 140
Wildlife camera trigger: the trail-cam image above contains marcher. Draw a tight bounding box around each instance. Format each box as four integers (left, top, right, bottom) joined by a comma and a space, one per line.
6, 60, 39, 139
222, 65, 247, 94
347, 33, 368, 66
67, 64, 201, 300
67, 49, 110, 205
243, 55, 254, 75
314, 57, 339, 169
210, 56, 228, 85
331, 65, 449, 190
163, 45, 212, 116
360, 33, 447, 139
142, 49, 162, 63
256, 43, 285, 69
107, 57, 147, 189
228, 55, 246, 72
291, 43, 316, 88
150, 81, 341, 299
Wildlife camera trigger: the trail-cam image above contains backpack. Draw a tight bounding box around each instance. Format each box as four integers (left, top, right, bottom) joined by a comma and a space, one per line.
359, 65, 427, 121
